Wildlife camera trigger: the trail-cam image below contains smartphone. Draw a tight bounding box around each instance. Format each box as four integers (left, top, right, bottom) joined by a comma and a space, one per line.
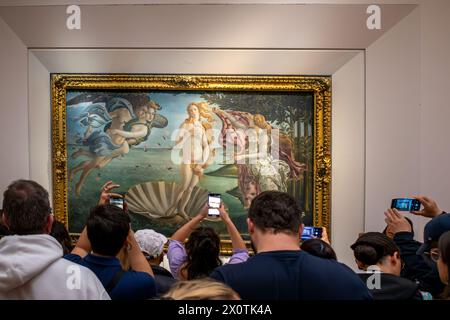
391, 198, 421, 211
301, 226, 323, 241
208, 193, 221, 216
109, 196, 124, 210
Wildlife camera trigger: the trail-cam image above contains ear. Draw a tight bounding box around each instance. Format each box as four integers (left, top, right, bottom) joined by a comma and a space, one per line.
356, 260, 366, 271
44, 214, 54, 234
392, 251, 401, 265
247, 218, 254, 235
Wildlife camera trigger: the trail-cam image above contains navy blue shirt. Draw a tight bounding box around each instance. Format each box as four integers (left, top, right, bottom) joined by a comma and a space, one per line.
65, 253, 156, 300
210, 250, 372, 300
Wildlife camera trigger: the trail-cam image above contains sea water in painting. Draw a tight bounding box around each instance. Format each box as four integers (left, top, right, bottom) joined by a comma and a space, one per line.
66, 91, 314, 239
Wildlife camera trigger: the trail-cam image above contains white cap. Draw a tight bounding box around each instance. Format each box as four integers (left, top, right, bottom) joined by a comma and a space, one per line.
134, 229, 168, 257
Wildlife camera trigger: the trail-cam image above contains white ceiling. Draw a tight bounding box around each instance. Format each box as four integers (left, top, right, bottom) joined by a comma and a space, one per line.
31, 49, 361, 75
0, 4, 416, 49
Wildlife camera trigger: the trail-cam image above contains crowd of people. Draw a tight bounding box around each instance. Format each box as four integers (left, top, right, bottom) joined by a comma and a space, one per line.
0, 179, 449, 300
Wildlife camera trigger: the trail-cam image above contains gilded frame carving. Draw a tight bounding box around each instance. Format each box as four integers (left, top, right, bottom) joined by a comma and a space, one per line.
51, 74, 331, 254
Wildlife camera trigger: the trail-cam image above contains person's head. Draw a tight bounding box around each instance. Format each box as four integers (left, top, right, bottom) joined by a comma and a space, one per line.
242, 180, 259, 209
247, 191, 302, 249
2, 180, 53, 235
183, 226, 222, 280
417, 213, 450, 260
163, 278, 240, 300
50, 220, 73, 255
383, 216, 414, 239
134, 229, 168, 265
351, 232, 402, 276
187, 103, 200, 120
135, 104, 149, 121
438, 231, 450, 299
186, 102, 214, 124
146, 100, 160, 122
301, 238, 337, 261
86, 205, 131, 256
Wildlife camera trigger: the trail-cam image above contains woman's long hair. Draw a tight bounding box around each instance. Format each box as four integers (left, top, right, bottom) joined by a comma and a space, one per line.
50, 220, 74, 255
182, 227, 222, 280
185, 102, 214, 129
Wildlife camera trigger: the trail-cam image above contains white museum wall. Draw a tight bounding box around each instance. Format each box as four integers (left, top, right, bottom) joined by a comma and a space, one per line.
0, 17, 29, 196
364, 7, 427, 240
28, 53, 51, 199
331, 52, 365, 267
419, 0, 450, 215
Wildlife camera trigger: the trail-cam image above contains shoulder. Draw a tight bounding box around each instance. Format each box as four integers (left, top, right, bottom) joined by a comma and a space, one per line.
212, 256, 252, 276
179, 121, 189, 129
64, 253, 85, 265
116, 270, 156, 298
125, 269, 155, 279
49, 258, 108, 288
31, 258, 110, 300
124, 270, 155, 285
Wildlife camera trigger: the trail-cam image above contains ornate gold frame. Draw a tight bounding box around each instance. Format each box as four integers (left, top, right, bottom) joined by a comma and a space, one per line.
51, 74, 331, 254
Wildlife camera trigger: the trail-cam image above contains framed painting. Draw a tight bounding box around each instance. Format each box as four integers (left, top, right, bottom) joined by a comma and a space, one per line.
51, 74, 331, 254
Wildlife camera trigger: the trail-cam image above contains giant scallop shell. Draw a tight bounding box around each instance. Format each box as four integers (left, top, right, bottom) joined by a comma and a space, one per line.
125, 181, 209, 224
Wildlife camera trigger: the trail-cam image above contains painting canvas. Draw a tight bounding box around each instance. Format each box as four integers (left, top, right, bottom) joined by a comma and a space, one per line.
52, 75, 331, 252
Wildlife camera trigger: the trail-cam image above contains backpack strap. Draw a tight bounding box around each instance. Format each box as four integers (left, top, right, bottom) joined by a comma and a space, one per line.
105, 269, 126, 294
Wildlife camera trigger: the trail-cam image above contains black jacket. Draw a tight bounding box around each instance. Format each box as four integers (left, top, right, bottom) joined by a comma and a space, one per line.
393, 231, 444, 296
358, 272, 426, 300
151, 265, 176, 296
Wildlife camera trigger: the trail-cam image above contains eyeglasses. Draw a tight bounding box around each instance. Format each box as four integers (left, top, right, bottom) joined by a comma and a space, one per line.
424, 249, 441, 262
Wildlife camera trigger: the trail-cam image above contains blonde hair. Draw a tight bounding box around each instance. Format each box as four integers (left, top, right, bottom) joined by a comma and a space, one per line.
163, 278, 240, 300
185, 102, 216, 164
253, 114, 272, 133
185, 102, 214, 130
252, 113, 297, 154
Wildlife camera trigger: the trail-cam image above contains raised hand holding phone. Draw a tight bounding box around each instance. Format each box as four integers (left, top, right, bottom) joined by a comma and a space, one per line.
218, 202, 231, 222
98, 180, 122, 205
410, 195, 442, 218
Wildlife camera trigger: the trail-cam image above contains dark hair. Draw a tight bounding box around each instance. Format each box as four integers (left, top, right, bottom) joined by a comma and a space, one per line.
183, 227, 222, 280
50, 220, 74, 255
126, 93, 150, 111
382, 216, 414, 236
351, 232, 400, 266
2, 180, 51, 235
438, 231, 450, 299
86, 205, 130, 256
301, 239, 337, 260
248, 191, 302, 234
